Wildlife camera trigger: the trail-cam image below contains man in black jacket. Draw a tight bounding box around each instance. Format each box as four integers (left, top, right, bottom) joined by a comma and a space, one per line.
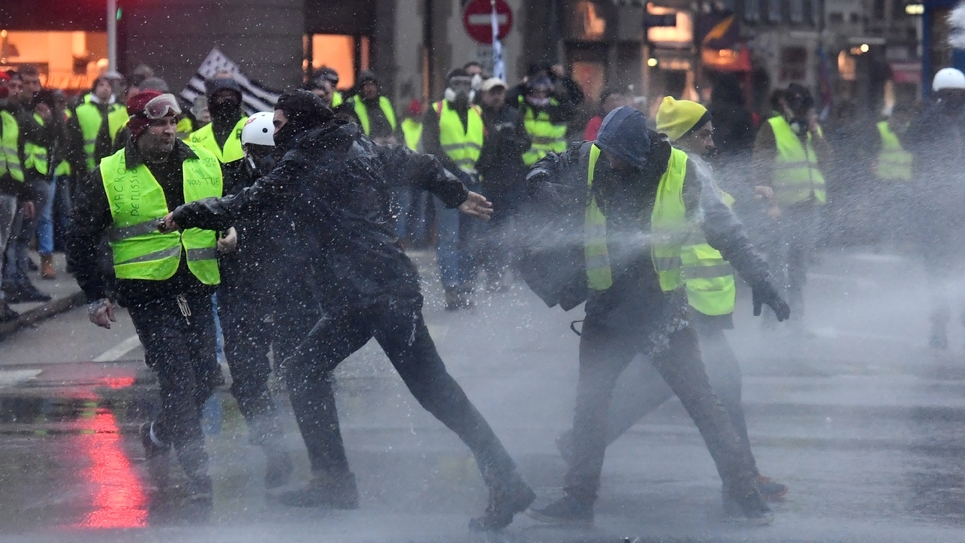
476, 77, 531, 290
163, 91, 535, 532
522, 106, 789, 526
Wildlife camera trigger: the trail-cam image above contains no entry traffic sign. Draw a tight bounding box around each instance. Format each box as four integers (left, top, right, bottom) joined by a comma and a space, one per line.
463, 0, 513, 45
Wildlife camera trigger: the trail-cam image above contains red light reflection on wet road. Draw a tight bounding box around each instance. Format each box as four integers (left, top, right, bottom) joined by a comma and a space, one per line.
71, 378, 148, 529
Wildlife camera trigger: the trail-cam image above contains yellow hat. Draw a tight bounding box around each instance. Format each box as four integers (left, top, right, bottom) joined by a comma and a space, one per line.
656, 96, 711, 142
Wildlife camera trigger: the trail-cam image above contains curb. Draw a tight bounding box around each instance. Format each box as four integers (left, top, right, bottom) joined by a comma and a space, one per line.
0, 291, 86, 338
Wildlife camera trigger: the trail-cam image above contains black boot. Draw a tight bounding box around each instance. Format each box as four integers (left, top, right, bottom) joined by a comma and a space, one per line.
722, 486, 774, 525
139, 422, 171, 490
275, 470, 359, 509
525, 494, 593, 526
469, 471, 536, 531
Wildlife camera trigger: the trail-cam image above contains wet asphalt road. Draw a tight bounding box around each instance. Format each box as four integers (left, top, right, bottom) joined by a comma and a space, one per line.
1, 247, 965, 542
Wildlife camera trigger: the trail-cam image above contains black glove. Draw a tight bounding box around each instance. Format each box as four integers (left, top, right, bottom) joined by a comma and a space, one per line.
752, 281, 790, 321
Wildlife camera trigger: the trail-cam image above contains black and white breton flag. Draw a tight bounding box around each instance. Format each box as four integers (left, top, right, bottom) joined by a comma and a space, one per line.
180, 49, 279, 115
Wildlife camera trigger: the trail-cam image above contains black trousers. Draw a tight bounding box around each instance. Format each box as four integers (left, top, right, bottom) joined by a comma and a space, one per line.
602, 314, 756, 474
284, 294, 517, 484
127, 292, 222, 480
564, 314, 758, 503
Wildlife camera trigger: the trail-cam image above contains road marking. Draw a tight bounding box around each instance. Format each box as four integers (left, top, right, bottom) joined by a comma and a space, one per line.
850, 253, 904, 263
0, 369, 42, 389
810, 327, 917, 344
93, 335, 142, 362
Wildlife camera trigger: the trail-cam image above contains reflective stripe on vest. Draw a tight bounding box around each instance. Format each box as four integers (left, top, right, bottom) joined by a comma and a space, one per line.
353, 97, 397, 136
768, 116, 826, 206
0, 111, 24, 182
520, 97, 567, 166
187, 117, 247, 164
584, 144, 689, 292
100, 144, 223, 285
23, 113, 49, 176
401, 118, 423, 152
876, 120, 912, 182
433, 100, 484, 172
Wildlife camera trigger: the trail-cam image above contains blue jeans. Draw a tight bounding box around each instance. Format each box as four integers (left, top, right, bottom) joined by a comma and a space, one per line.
433, 191, 482, 290
393, 187, 428, 241
4, 179, 49, 289
37, 176, 57, 255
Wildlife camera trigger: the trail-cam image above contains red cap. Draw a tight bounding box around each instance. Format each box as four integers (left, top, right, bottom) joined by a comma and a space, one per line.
126, 90, 163, 140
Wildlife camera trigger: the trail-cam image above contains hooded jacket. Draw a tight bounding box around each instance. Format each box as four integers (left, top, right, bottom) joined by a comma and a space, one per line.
171, 119, 470, 307
520, 107, 772, 322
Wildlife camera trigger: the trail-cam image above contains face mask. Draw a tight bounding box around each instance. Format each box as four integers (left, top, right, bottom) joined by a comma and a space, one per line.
209, 99, 239, 120
471, 74, 483, 91
444, 87, 474, 105
526, 95, 551, 108
273, 121, 298, 148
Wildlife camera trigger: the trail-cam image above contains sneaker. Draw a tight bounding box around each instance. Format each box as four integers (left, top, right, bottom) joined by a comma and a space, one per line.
468, 471, 536, 532
0, 304, 19, 323
139, 422, 171, 489
525, 495, 594, 526
4, 285, 51, 304
275, 471, 359, 509
722, 488, 774, 526
754, 475, 788, 501
264, 449, 294, 490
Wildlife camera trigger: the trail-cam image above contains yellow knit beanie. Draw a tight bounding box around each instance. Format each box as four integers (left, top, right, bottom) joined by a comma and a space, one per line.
656, 96, 710, 142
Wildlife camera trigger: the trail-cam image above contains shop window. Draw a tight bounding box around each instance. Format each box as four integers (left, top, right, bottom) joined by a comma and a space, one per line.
0, 30, 106, 91
767, 0, 782, 23
304, 34, 370, 90
744, 0, 760, 22
780, 46, 807, 81
790, 0, 803, 23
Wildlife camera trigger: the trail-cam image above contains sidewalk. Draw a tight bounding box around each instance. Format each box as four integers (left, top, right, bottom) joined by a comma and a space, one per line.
0, 252, 85, 338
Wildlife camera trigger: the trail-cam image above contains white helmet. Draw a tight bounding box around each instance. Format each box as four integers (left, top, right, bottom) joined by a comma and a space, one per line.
241, 111, 275, 147
932, 67, 965, 91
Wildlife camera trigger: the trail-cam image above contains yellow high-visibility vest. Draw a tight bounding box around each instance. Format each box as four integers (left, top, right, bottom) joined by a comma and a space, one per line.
75, 100, 126, 171
584, 144, 689, 292
187, 117, 247, 163
401, 118, 423, 152
768, 116, 826, 205
433, 100, 483, 172
520, 96, 567, 166
23, 113, 49, 176
0, 111, 24, 182
352, 96, 397, 136
100, 144, 222, 285
679, 175, 736, 316
875, 120, 912, 182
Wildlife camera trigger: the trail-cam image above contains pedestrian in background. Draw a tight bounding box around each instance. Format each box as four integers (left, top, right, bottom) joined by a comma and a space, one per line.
583, 87, 626, 141
476, 76, 531, 291
423, 68, 486, 309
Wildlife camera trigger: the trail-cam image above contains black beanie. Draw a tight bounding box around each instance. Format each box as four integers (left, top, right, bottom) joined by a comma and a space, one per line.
275, 90, 334, 132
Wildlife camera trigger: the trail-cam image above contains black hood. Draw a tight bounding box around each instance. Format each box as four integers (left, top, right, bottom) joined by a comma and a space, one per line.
274, 90, 335, 149
595, 106, 653, 170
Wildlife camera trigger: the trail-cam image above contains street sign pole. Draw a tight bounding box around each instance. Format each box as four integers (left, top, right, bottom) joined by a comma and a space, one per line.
107, 0, 117, 72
